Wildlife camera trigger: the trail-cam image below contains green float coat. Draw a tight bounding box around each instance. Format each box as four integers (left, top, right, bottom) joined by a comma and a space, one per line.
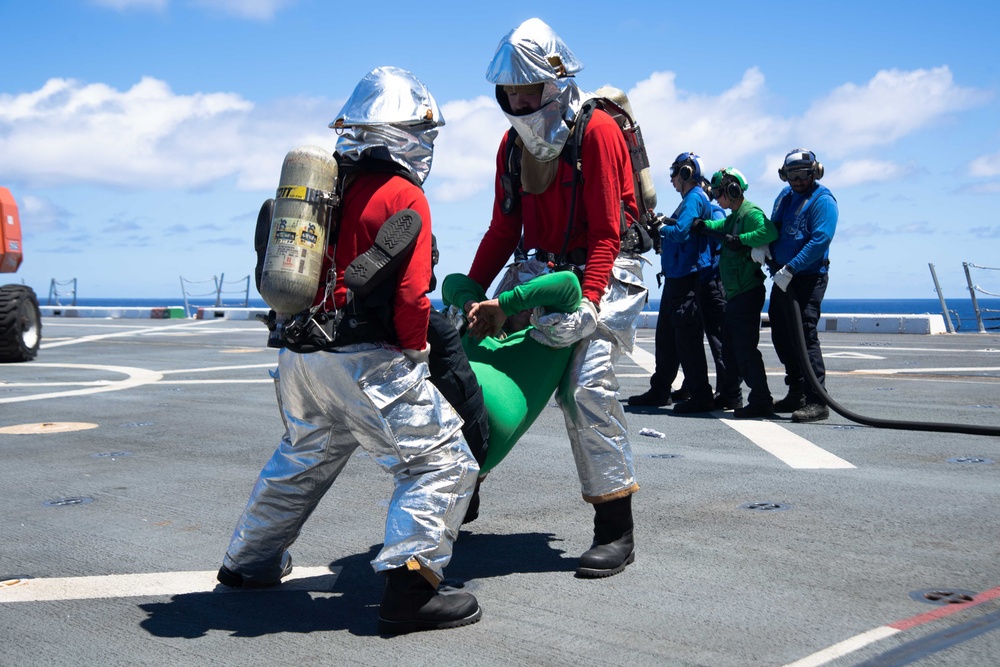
442, 272, 582, 473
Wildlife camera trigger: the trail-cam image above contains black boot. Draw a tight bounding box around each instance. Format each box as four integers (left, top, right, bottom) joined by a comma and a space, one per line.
773, 383, 806, 413
576, 495, 635, 578
377, 567, 482, 635
627, 389, 671, 407
462, 477, 483, 525
343, 208, 422, 299
217, 551, 293, 589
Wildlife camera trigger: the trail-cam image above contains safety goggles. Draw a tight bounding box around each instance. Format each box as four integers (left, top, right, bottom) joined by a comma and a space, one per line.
785, 169, 813, 182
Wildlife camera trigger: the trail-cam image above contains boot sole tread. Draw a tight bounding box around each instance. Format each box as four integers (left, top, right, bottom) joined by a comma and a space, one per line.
575, 550, 635, 578
377, 606, 482, 635
343, 209, 422, 299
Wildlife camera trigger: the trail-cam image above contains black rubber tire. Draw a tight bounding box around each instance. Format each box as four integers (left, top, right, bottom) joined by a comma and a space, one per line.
0, 284, 42, 362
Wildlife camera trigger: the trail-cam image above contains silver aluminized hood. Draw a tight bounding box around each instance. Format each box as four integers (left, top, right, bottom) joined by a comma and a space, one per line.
330, 66, 445, 185
487, 18, 584, 162
498, 79, 584, 162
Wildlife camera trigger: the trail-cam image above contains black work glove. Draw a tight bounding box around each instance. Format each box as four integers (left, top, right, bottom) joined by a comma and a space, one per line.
690, 218, 705, 234
724, 234, 743, 251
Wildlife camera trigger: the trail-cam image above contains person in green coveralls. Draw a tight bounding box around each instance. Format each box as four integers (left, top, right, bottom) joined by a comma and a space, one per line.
441, 270, 581, 473
692, 168, 778, 419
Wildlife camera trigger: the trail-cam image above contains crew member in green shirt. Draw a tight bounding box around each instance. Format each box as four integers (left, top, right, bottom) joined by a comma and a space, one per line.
694, 169, 778, 419
442, 270, 582, 472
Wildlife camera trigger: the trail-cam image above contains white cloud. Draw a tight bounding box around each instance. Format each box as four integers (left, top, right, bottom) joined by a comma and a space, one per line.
0, 77, 335, 192
189, 0, 295, 20
969, 151, 1000, 177
626, 68, 790, 183
91, 0, 293, 19
2, 65, 992, 204
961, 181, 1000, 195
823, 159, 916, 188
969, 225, 1000, 238
19, 195, 73, 234
90, 0, 167, 10
426, 96, 508, 202
799, 66, 991, 157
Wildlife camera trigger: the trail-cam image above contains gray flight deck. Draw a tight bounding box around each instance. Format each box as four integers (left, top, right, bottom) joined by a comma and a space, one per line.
1, 317, 999, 666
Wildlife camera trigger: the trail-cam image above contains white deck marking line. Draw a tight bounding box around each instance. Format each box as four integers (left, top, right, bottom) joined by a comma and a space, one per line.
40, 320, 220, 350
783, 584, 1000, 666
0, 361, 278, 402
824, 351, 885, 359
157, 380, 273, 384
0, 364, 163, 404
159, 363, 275, 374
627, 348, 856, 470
782, 626, 900, 667
719, 417, 856, 469
625, 345, 685, 389
0, 567, 338, 603
856, 366, 1000, 374
1, 380, 119, 388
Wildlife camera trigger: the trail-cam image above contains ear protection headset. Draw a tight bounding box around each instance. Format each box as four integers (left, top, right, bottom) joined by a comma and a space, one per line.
712, 167, 748, 200
778, 148, 824, 181
671, 152, 702, 182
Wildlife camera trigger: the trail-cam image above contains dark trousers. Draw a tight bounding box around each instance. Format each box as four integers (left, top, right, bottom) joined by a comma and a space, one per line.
723, 284, 770, 406
663, 273, 712, 402
698, 274, 739, 399
427, 309, 489, 467
650, 282, 680, 396
767, 272, 828, 404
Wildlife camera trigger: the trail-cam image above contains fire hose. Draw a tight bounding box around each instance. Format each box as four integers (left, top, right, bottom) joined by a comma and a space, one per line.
665, 215, 1000, 436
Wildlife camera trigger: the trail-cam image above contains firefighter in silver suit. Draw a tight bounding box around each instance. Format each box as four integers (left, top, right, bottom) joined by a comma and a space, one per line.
218, 67, 482, 635
466, 19, 647, 578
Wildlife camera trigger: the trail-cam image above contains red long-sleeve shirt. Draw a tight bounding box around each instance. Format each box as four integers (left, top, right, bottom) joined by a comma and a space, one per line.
316, 171, 432, 351
468, 108, 637, 305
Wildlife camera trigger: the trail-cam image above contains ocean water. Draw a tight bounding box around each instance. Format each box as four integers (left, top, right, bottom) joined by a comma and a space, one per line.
47, 295, 1000, 333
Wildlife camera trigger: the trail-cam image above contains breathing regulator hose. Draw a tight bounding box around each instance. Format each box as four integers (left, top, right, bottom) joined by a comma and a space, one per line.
783, 297, 1000, 437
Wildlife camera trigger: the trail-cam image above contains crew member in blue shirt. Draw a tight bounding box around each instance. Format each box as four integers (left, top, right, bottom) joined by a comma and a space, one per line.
632, 152, 718, 414
767, 149, 838, 423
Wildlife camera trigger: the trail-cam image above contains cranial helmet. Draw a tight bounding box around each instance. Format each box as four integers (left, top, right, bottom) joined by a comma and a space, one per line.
485, 18, 585, 162
710, 168, 749, 200
670, 152, 703, 182
331, 66, 445, 184
778, 148, 824, 182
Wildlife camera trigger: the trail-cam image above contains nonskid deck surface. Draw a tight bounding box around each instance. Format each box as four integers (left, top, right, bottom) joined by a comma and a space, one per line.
2, 318, 999, 666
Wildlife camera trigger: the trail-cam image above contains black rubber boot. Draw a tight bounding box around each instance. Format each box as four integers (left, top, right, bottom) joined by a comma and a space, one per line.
734, 403, 776, 419
627, 389, 672, 407
773, 391, 806, 413
461, 477, 483, 525
377, 567, 482, 635
217, 551, 293, 589
576, 495, 635, 578
671, 388, 692, 402
343, 208, 422, 299
792, 402, 830, 423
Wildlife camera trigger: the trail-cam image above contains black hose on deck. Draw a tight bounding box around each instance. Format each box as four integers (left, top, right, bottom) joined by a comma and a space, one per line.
784, 296, 1000, 437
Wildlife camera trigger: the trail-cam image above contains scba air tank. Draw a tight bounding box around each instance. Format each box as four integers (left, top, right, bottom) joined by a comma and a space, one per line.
259, 146, 338, 315
594, 86, 657, 214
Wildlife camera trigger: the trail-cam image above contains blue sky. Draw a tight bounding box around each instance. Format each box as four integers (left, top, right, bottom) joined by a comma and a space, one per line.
2, 0, 999, 302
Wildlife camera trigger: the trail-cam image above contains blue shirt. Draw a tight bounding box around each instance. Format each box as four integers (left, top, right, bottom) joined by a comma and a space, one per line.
769, 184, 837, 275
660, 187, 715, 279
697, 201, 726, 280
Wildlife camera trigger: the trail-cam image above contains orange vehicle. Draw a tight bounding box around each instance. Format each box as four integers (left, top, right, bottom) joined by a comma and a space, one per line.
0, 187, 41, 362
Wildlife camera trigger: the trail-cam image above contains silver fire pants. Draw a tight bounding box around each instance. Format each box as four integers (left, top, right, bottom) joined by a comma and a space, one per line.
498, 255, 648, 502
222, 342, 478, 585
